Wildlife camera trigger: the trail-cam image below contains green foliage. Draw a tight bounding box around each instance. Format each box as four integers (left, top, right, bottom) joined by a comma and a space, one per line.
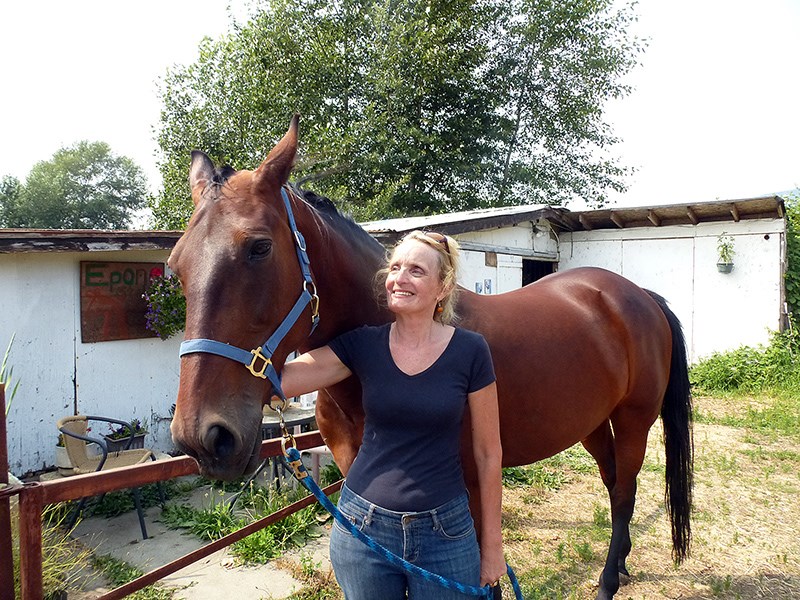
92, 554, 175, 600
502, 444, 594, 490
161, 483, 320, 563
0, 175, 22, 227
84, 481, 175, 518
152, 0, 643, 227
105, 418, 148, 440
1, 141, 147, 229
784, 193, 800, 322
716, 232, 735, 263
143, 274, 186, 339
11, 503, 94, 598
689, 328, 800, 395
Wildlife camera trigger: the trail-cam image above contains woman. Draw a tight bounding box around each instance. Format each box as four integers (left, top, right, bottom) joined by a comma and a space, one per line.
279, 230, 505, 598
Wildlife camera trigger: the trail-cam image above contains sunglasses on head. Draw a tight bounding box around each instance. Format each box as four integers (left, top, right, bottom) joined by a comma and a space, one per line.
423, 231, 450, 255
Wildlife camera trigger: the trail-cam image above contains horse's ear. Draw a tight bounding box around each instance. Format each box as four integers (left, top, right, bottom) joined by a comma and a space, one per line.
189, 151, 216, 204
254, 114, 299, 193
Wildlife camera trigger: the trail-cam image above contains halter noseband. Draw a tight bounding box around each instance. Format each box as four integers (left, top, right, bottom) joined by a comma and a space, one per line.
178, 187, 320, 403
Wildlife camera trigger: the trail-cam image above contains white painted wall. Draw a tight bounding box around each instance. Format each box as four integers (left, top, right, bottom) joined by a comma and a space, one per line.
456, 220, 557, 294
1, 250, 181, 476
557, 219, 785, 362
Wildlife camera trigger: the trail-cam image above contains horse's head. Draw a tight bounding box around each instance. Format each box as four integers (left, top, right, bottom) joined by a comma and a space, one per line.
169, 116, 315, 479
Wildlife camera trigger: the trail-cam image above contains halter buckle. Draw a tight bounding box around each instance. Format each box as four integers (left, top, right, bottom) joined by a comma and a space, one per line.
246, 347, 271, 379
305, 281, 320, 323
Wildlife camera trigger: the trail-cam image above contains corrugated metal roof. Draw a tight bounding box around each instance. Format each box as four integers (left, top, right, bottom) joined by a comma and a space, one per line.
0, 195, 786, 254
362, 204, 574, 244
0, 229, 183, 254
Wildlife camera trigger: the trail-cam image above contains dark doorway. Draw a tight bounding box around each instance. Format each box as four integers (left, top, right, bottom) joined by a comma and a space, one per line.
522, 259, 555, 286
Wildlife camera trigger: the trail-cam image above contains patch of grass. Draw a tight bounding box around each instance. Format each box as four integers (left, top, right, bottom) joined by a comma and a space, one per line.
708, 573, 734, 595
92, 554, 174, 600
82, 481, 179, 518
11, 502, 94, 599
502, 444, 595, 491
690, 329, 800, 395
161, 483, 321, 564
277, 553, 342, 600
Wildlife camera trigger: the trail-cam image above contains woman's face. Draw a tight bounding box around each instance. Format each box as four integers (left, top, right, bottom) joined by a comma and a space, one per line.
384, 240, 445, 318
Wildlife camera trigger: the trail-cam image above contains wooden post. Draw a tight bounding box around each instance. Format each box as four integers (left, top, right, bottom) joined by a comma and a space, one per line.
0, 385, 16, 600
18, 483, 43, 600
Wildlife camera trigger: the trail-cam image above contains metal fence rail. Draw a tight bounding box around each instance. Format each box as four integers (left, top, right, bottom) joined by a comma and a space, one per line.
0, 412, 331, 600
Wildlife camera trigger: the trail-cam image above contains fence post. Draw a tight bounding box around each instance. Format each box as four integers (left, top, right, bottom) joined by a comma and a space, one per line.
0, 386, 16, 600
18, 482, 43, 600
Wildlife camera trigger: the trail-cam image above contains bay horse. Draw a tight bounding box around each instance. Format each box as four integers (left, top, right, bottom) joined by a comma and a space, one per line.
169, 116, 693, 600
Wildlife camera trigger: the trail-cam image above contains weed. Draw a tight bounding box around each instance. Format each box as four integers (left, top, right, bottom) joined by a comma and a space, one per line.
161, 483, 320, 564
592, 504, 611, 528
92, 554, 174, 600
10, 502, 94, 598
708, 573, 733, 595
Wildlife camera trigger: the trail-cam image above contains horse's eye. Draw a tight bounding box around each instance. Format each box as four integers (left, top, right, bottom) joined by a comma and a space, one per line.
250, 239, 272, 260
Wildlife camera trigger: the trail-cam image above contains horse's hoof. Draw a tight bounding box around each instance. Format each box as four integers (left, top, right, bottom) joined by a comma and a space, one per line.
618, 571, 631, 586
594, 573, 618, 600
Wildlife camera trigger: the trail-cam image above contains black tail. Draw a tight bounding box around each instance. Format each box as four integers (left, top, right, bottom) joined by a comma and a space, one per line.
646, 290, 693, 563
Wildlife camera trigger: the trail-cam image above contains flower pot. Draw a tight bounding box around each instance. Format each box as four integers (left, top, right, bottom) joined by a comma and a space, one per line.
717, 262, 734, 274
55, 446, 74, 476
103, 433, 146, 452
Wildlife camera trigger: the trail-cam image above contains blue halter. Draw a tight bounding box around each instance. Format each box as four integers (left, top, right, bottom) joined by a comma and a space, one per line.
178, 187, 319, 403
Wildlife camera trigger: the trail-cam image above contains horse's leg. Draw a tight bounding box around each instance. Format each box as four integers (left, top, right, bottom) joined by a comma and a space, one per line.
314, 387, 362, 476
581, 421, 631, 578
583, 414, 649, 600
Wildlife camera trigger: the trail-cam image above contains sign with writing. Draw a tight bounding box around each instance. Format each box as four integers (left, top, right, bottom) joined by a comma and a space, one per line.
80, 262, 164, 343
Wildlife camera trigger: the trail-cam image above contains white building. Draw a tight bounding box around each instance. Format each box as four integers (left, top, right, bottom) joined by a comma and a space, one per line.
0, 195, 786, 475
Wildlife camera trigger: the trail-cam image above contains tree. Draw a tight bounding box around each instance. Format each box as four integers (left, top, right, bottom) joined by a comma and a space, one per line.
0, 176, 22, 227
153, 0, 643, 228
5, 142, 148, 230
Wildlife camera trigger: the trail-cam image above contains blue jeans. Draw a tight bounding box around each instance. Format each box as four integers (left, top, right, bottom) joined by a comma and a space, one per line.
329, 484, 480, 599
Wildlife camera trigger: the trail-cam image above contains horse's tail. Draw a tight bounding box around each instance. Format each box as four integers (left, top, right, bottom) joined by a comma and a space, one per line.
646, 289, 693, 564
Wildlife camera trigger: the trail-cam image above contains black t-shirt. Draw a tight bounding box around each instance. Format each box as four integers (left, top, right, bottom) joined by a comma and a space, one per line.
328, 324, 496, 511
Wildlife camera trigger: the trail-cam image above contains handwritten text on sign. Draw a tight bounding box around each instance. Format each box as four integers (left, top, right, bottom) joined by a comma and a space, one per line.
80, 262, 164, 343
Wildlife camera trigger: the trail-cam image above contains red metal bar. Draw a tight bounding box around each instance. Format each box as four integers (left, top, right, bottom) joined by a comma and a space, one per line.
18, 483, 43, 600
96, 479, 343, 600
11, 426, 326, 600
40, 431, 324, 505
0, 386, 16, 600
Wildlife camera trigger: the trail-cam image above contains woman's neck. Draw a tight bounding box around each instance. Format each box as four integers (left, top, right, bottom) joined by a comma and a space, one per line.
391, 316, 448, 348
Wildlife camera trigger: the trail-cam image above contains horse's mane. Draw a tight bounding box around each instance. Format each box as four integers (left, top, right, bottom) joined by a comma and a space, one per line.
290, 184, 384, 253
203, 165, 382, 253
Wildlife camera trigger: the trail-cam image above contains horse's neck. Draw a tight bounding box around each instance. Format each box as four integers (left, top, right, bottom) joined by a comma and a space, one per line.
300, 206, 390, 349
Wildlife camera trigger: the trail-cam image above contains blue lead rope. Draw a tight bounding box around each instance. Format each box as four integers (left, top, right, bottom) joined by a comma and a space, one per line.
283, 446, 524, 599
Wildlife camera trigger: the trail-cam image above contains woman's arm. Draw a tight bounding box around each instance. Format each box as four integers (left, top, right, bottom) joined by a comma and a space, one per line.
468, 382, 505, 587
279, 346, 352, 399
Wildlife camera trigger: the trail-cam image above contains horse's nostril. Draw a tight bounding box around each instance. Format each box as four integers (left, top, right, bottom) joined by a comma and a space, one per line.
204, 424, 238, 459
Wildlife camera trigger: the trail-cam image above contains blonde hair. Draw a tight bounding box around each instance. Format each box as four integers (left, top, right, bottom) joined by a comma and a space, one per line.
376, 230, 461, 324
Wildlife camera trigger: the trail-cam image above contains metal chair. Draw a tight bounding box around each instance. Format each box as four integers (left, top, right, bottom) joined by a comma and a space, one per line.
56, 415, 160, 539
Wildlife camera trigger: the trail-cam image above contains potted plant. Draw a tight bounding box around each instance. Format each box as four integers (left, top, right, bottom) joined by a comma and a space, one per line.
717, 233, 735, 273
143, 274, 186, 339
104, 418, 148, 452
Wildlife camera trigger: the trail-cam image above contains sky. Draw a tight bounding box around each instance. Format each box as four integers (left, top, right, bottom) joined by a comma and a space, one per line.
1, 0, 798, 217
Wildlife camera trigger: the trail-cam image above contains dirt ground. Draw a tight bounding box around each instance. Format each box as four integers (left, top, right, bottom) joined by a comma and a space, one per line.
499, 396, 800, 599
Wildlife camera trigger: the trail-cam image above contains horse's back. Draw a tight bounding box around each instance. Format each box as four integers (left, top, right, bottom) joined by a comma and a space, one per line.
458, 267, 673, 465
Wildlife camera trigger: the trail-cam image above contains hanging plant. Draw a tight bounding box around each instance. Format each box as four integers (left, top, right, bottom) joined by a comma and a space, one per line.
143, 274, 186, 339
